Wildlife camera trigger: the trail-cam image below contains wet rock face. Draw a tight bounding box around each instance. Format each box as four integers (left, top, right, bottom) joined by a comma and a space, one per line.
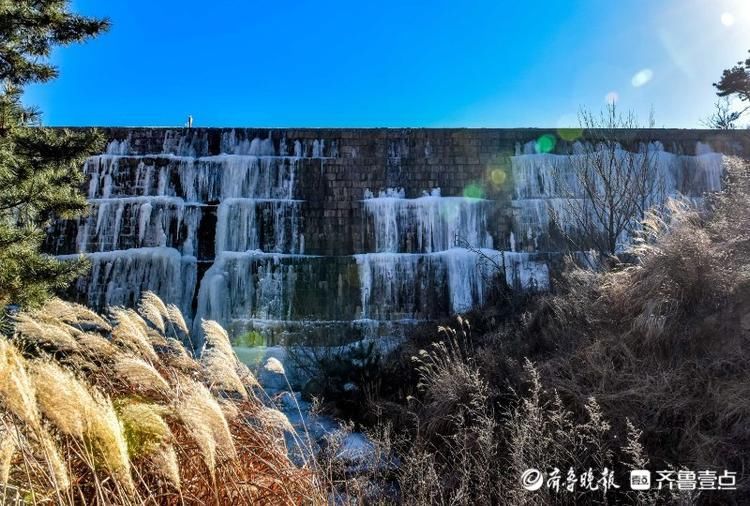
45, 128, 746, 345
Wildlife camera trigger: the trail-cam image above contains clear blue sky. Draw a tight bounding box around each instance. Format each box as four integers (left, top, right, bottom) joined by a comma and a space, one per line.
23, 0, 750, 128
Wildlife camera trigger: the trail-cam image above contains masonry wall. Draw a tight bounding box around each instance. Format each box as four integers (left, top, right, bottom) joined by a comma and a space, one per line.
43, 127, 750, 343
77, 127, 750, 259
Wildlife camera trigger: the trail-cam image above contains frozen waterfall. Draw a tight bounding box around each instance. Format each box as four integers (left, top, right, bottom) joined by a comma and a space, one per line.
47, 130, 730, 346
509, 144, 727, 252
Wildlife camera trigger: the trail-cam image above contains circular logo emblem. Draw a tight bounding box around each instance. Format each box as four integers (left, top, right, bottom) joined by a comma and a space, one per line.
521, 468, 544, 491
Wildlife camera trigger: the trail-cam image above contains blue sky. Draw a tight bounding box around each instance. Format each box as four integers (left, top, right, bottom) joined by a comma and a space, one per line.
23, 0, 750, 128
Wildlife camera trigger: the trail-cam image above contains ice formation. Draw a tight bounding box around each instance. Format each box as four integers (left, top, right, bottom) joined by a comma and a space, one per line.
362, 188, 493, 253
509, 143, 726, 252
52, 132, 728, 345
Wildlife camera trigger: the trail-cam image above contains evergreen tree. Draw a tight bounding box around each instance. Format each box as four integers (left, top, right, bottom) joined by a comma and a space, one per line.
715, 50, 750, 102
713, 49, 750, 126
0, 1, 109, 309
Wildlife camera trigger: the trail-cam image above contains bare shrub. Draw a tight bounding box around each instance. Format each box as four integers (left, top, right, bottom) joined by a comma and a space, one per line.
361, 320, 659, 505
541, 157, 750, 495
551, 105, 665, 255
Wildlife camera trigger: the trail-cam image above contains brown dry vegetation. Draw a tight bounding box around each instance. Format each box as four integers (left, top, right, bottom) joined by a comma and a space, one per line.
0, 294, 325, 505
325, 156, 750, 504
537, 156, 750, 496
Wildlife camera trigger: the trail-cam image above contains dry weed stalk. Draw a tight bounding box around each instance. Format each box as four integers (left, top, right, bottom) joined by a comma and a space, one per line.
1, 292, 326, 504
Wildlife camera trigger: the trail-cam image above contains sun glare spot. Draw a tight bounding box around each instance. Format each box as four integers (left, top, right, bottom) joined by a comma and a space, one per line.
489, 168, 507, 187
462, 183, 485, 200
558, 127, 583, 141
631, 69, 654, 87
535, 134, 556, 154
605, 91, 619, 104
439, 200, 459, 219
556, 114, 582, 141
721, 12, 735, 26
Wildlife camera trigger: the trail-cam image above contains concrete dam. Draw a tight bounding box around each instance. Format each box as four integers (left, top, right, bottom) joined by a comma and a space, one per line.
43, 128, 746, 346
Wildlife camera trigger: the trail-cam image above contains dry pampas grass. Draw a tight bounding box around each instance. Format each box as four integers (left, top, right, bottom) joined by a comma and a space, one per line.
30, 360, 93, 438
257, 407, 294, 434
166, 303, 189, 335
201, 347, 248, 399
0, 292, 326, 505
176, 377, 236, 473
0, 340, 41, 429
201, 319, 234, 362
138, 291, 169, 334
113, 355, 171, 394
14, 314, 79, 352
0, 425, 15, 485
33, 297, 112, 332
264, 356, 286, 375
110, 307, 160, 364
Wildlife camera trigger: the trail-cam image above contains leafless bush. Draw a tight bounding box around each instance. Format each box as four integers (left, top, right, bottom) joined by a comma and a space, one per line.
551, 105, 665, 255
701, 97, 748, 129
544, 157, 750, 495
371, 320, 665, 505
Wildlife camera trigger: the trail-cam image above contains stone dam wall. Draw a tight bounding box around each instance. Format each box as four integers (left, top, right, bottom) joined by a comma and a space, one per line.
43, 128, 749, 345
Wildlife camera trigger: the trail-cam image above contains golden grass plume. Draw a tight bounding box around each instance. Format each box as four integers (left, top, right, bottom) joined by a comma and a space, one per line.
0, 292, 325, 504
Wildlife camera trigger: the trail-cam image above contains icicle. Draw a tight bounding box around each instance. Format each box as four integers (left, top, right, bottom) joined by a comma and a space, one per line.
509, 149, 728, 251
363, 188, 493, 253
63, 129, 734, 347
61, 247, 194, 313
215, 198, 302, 254
503, 252, 550, 291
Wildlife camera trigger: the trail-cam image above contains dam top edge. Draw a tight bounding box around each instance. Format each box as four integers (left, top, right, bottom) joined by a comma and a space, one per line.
44, 127, 750, 153
43, 127, 750, 155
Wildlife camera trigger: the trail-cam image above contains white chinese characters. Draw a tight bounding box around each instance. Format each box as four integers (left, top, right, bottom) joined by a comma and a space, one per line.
522, 468, 737, 494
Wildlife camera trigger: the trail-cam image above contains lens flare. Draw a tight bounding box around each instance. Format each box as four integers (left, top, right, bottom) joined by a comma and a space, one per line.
605, 91, 619, 104
489, 168, 506, 187
558, 128, 583, 141
535, 134, 556, 154
556, 113, 582, 141
441, 200, 459, 219
631, 68, 653, 87
721, 12, 735, 26
462, 183, 485, 199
